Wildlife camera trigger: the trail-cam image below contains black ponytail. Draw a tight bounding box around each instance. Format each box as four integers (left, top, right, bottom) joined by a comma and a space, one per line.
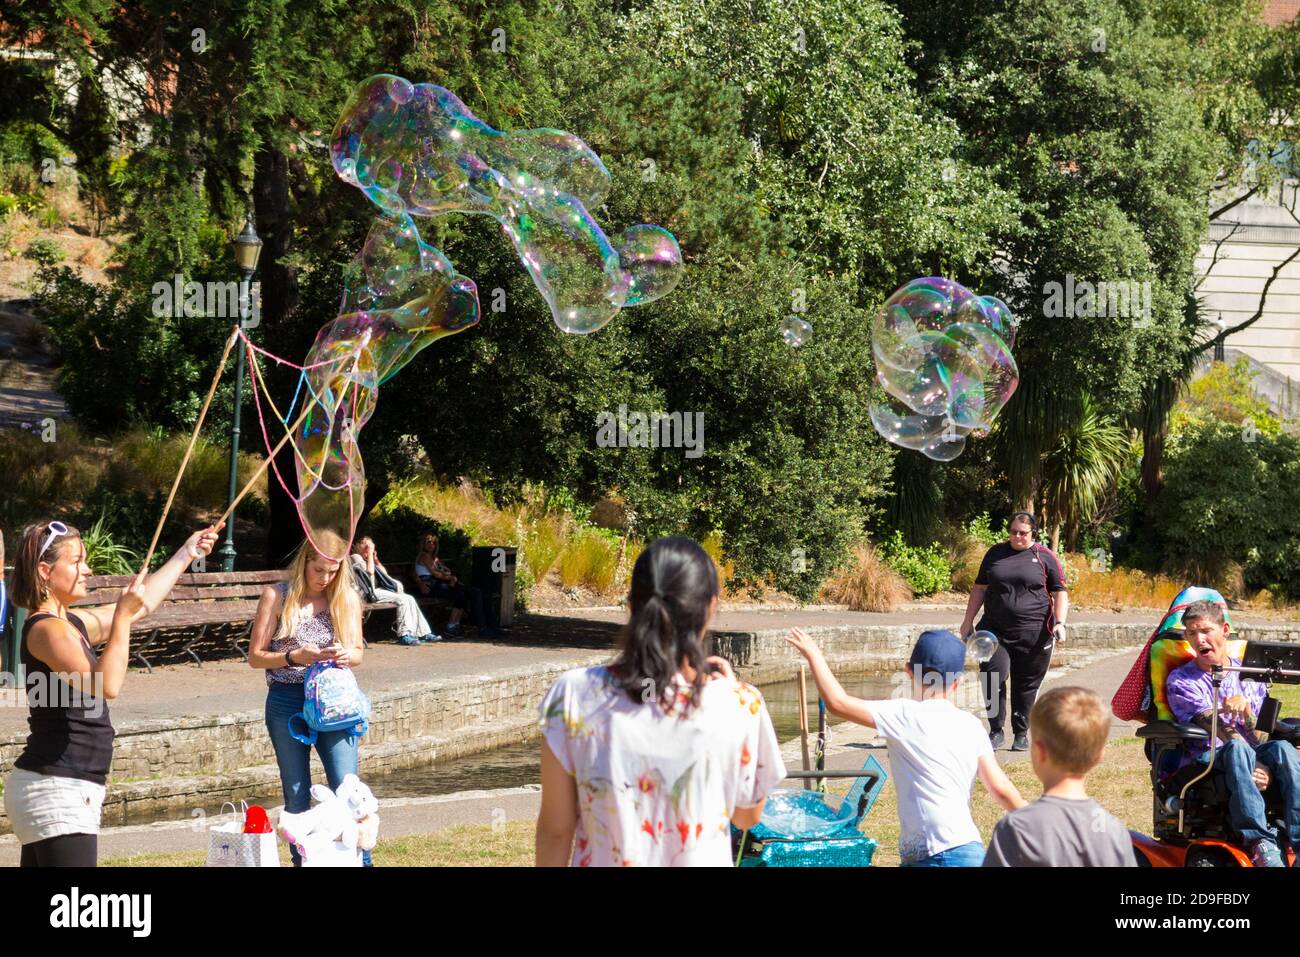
612, 536, 720, 713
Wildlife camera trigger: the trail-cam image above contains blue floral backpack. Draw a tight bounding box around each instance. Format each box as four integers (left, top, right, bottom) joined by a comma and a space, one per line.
288, 660, 371, 745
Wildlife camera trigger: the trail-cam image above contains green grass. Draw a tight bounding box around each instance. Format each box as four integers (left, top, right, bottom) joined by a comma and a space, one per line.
101, 820, 537, 868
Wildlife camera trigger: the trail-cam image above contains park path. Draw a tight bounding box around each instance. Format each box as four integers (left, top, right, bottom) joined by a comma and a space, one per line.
0, 299, 68, 429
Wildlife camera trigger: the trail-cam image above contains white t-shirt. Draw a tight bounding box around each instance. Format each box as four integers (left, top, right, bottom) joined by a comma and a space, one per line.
539, 666, 786, 867
869, 697, 991, 863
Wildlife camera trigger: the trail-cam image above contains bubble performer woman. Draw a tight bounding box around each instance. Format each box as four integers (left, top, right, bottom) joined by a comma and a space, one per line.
4, 519, 221, 866
535, 536, 786, 867
959, 511, 1069, 752
248, 530, 370, 865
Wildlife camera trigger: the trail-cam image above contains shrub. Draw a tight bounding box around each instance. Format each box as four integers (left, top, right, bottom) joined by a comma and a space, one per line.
1066, 552, 1183, 609
24, 237, 64, 266
821, 542, 912, 611
80, 512, 143, 575
1154, 418, 1300, 598
557, 529, 621, 594
879, 531, 952, 597
522, 516, 565, 584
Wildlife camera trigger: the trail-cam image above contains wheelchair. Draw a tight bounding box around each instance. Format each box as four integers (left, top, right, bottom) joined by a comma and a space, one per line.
1124, 588, 1300, 867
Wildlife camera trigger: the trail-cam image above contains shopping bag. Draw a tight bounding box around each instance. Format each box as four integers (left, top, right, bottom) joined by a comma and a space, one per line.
206, 802, 280, 867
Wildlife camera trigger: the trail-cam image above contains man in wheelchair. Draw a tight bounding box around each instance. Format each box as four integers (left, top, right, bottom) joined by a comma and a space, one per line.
1164, 601, 1300, 867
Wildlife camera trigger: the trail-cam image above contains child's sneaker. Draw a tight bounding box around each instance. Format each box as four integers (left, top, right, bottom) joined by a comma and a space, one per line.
1250, 839, 1285, 868
419, 633, 442, 643
444, 622, 464, 638
398, 634, 422, 646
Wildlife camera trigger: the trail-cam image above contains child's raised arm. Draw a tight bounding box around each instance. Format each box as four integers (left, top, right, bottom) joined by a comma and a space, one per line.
784, 628, 877, 729
977, 752, 1027, 811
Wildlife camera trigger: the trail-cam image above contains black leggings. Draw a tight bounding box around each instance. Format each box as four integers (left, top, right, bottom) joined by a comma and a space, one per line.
979, 637, 1054, 736
20, 832, 98, 867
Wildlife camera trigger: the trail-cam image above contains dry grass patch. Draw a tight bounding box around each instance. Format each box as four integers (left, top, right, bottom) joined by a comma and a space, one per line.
821, 543, 912, 612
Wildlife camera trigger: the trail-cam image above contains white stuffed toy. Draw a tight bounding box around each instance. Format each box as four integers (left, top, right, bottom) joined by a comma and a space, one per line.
278, 775, 379, 866
335, 774, 381, 851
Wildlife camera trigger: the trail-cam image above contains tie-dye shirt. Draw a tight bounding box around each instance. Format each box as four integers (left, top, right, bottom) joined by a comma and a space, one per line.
539, 666, 785, 867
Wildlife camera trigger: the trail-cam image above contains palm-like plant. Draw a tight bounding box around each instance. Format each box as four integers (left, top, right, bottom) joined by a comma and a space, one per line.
1040, 392, 1134, 552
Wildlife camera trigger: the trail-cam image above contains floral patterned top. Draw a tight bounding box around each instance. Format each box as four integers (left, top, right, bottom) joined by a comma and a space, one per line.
539, 666, 785, 867
266, 583, 338, 687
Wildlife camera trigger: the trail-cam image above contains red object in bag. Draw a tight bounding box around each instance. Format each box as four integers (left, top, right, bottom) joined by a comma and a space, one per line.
243, 805, 272, 834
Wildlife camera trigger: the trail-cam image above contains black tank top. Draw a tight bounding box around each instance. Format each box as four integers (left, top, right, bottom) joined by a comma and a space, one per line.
14, 612, 115, 784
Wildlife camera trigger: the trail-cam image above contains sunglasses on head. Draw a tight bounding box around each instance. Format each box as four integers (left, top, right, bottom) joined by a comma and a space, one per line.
38, 521, 70, 561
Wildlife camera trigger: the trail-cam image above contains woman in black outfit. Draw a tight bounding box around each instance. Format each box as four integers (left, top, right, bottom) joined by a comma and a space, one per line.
3, 519, 220, 866
959, 512, 1069, 752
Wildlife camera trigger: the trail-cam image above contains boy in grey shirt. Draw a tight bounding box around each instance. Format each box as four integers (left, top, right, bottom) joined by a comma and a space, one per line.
984, 687, 1136, 867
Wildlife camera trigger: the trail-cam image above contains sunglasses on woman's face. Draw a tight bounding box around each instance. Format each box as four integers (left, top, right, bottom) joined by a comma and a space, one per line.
39, 521, 70, 562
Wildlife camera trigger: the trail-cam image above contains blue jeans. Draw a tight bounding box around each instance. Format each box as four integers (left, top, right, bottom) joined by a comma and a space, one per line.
265, 682, 372, 866
903, 841, 986, 867
1197, 738, 1300, 848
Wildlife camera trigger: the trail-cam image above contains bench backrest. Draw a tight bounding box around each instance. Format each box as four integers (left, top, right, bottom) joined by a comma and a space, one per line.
73, 570, 289, 607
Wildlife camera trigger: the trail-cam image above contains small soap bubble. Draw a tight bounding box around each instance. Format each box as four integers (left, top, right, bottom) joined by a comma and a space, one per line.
967, 629, 999, 663
781, 316, 812, 347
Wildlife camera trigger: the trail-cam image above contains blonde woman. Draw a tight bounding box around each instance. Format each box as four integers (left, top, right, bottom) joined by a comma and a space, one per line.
248, 531, 369, 866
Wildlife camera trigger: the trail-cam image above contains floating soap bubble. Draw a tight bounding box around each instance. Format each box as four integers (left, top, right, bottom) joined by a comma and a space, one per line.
618, 224, 683, 306
967, 629, 999, 663
282, 74, 685, 560
870, 277, 1018, 460
286, 214, 481, 560
331, 73, 683, 335
781, 316, 812, 347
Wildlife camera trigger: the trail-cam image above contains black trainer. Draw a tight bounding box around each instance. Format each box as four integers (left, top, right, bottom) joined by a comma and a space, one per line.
989, 730, 1005, 750
1011, 733, 1030, 751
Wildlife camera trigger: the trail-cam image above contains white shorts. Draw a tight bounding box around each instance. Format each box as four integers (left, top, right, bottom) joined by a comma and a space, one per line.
3, 767, 106, 845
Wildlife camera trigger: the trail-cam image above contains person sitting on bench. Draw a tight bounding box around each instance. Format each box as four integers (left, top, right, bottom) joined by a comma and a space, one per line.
413, 534, 493, 638
1166, 600, 1300, 868
351, 537, 439, 646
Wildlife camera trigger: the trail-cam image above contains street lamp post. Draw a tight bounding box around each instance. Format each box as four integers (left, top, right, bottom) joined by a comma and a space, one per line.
217, 213, 263, 573
1213, 313, 1226, 363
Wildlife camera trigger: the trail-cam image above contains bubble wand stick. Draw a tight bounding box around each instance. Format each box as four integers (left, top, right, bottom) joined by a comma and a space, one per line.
137, 325, 240, 576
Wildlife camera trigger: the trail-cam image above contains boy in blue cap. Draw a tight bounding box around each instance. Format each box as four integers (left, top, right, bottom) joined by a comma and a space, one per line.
786, 627, 1025, 866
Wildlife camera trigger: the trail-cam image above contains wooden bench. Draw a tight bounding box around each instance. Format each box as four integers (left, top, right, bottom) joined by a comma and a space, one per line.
73, 569, 402, 672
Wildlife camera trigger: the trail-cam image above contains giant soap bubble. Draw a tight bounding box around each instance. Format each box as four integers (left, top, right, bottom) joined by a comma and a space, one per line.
331, 74, 683, 334
288, 214, 481, 559
870, 277, 1019, 461
283, 74, 686, 560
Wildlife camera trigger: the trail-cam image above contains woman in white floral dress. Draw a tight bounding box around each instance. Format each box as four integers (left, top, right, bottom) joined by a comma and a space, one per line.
535, 536, 785, 866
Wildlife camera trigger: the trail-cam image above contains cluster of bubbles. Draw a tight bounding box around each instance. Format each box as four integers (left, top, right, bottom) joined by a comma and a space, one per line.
289, 74, 684, 559
331, 74, 683, 334
869, 276, 1019, 461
